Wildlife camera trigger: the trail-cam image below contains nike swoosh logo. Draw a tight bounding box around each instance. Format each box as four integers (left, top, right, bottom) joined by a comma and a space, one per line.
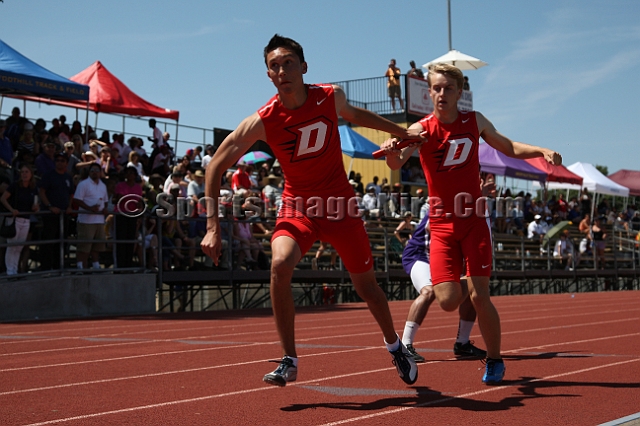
462, 118, 469, 123
365, 258, 371, 265
317, 98, 327, 105
482, 264, 490, 269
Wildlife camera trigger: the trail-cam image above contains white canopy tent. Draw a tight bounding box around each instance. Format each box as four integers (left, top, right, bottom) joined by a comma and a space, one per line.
544, 162, 629, 197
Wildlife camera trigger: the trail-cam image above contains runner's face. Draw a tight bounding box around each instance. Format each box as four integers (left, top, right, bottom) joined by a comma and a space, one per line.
428, 73, 462, 113
266, 47, 307, 94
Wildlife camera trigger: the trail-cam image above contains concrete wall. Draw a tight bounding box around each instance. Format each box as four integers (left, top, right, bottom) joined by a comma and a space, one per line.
0, 274, 156, 322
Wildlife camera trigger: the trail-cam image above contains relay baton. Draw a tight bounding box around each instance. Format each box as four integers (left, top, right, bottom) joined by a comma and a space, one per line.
372, 138, 422, 159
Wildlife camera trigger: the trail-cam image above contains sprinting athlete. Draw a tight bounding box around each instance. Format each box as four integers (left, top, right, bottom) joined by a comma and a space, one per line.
201, 34, 421, 387
401, 205, 486, 363
381, 63, 562, 384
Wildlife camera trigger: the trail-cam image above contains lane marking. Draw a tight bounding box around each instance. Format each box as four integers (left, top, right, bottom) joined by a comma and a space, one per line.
4, 331, 640, 397
2, 306, 638, 358
599, 411, 640, 426
20, 356, 640, 426
315, 358, 640, 426
1, 317, 637, 373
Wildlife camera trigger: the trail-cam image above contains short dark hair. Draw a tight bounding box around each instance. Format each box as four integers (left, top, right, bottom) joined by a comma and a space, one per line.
264, 34, 304, 66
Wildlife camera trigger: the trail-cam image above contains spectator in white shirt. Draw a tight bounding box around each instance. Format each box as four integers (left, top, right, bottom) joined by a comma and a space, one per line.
73, 163, 108, 270
527, 214, 545, 242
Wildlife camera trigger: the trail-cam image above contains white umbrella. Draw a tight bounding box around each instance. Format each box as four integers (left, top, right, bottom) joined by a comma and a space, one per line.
423, 49, 488, 71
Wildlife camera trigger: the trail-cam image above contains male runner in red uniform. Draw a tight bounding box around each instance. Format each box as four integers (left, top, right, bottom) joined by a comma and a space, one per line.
381, 63, 562, 384
201, 35, 420, 387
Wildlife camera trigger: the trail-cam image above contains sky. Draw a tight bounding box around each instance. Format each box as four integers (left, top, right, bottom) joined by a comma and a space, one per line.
1, 0, 639, 173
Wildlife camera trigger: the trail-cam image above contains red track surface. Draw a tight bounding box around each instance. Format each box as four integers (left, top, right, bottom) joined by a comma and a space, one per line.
1, 291, 640, 425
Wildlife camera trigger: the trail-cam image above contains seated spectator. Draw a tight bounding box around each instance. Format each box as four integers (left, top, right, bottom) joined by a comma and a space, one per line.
127, 150, 145, 179
261, 173, 281, 216
362, 186, 379, 216
187, 169, 205, 204
164, 166, 188, 198
553, 230, 576, 270
394, 211, 415, 247
579, 214, 591, 236
567, 204, 581, 221
509, 200, 525, 234
556, 193, 568, 220
179, 155, 193, 181
234, 215, 265, 270
0, 164, 39, 275
614, 211, 629, 250
201, 144, 215, 170
527, 214, 545, 243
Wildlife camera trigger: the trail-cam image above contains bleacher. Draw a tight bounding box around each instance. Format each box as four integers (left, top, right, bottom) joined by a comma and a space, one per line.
157, 216, 640, 312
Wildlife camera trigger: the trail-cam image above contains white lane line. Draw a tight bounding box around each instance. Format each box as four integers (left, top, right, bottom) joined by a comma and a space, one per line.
599, 411, 640, 426
4, 329, 640, 397
20, 355, 640, 426
1, 316, 637, 373
316, 358, 640, 426
2, 305, 638, 358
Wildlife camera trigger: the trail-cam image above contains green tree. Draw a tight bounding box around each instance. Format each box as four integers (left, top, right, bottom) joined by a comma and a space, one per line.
595, 165, 609, 176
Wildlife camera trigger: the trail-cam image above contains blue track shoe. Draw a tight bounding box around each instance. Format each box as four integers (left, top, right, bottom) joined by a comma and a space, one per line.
482, 358, 505, 385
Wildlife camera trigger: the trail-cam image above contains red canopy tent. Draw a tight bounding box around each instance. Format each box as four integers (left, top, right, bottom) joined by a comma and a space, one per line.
30, 61, 179, 120
608, 169, 640, 197
524, 157, 583, 185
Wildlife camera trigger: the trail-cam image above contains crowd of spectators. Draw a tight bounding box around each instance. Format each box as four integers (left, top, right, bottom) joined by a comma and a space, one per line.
0, 108, 637, 277
0, 108, 232, 275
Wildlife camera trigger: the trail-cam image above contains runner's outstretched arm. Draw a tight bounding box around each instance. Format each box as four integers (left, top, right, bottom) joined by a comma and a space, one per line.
476, 112, 562, 165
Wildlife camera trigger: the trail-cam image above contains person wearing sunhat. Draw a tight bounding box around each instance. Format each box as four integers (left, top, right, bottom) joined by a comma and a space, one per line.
527, 214, 545, 243
188, 169, 206, 204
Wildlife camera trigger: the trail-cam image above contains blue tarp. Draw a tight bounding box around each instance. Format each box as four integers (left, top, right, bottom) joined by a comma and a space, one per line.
0, 39, 89, 101
339, 125, 382, 159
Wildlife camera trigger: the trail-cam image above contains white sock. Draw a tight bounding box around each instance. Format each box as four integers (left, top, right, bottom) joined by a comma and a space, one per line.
92, 262, 100, 269
456, 320, 475, 343
402, 321, 420, 346
384, 334, 400, 352
77, 261, 83, 269
284, 355, 298, 367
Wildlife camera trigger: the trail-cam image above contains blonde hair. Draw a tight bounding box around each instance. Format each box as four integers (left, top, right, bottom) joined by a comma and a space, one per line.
427, 63, 464, 90
129, 150, 139, 162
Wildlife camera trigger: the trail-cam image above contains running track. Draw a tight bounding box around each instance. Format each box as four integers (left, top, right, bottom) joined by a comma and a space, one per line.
1, 291, 639, 425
